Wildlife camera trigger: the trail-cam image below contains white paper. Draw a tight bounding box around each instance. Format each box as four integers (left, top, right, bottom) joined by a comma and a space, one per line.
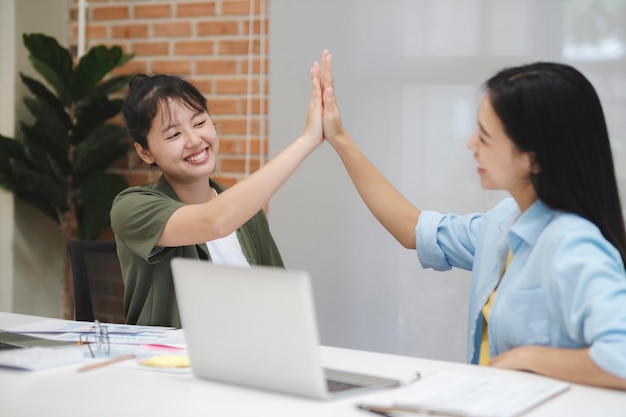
8, 319, 185, 345
361, 371, 569, 417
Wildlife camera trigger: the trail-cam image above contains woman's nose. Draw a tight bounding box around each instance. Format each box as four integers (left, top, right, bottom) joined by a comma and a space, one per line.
185, 131, 203, 147
467, 131, 478, 152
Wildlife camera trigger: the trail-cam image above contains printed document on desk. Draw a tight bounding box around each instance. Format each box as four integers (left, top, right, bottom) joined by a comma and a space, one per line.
7, 319, 185, 346
357, 371, 570, 417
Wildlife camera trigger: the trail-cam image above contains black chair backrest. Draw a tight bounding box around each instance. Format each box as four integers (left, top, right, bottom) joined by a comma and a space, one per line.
68, 240, 126, 324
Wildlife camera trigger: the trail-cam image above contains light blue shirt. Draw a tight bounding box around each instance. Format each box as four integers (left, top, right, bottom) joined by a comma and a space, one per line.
416, 197, 626, 377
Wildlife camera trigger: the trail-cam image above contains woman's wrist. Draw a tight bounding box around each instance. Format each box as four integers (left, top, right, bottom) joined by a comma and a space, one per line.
295, 133, 322, 152
327, 131, 353, 153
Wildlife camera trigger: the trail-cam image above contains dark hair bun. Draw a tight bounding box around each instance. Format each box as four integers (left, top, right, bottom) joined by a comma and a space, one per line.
128, 74, 149, 90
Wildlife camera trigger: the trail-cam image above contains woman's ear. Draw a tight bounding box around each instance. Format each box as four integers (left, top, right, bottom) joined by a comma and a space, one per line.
134, 142, 155, 165
529, 152, 540, 174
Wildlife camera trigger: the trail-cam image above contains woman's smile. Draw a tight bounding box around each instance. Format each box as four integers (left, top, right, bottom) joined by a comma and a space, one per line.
185, 148, 209, 163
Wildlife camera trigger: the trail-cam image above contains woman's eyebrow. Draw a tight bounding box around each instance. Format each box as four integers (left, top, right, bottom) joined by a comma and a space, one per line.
161, 122, 178, 134
161, 110, 206, 134
191, 110, 206, 120
478, 122, 491, 138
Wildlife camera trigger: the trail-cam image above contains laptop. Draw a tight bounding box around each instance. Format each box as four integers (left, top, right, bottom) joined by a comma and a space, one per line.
171, 258, 405, 399
0, 330, 75, 350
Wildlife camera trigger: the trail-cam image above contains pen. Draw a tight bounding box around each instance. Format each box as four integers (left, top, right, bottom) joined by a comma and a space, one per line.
77, 353, 136, 373
357, 403, 468, 417
357, 404, 393, 417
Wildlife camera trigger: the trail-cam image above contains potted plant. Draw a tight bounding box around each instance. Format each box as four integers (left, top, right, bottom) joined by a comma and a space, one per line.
0, 33, 134, 318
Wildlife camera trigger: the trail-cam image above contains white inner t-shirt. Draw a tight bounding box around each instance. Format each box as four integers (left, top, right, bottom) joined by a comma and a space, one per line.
206, 230, 250, 267
205, 187, 249, 267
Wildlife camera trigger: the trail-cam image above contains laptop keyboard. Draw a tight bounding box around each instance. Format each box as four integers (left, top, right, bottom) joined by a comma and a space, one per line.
326, 379, 363, 393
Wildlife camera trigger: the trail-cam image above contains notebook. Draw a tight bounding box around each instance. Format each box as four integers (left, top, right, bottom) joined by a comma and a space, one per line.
170, 258, 404, 399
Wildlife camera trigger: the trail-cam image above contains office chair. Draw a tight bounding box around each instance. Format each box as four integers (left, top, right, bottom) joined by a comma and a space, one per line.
68, 240, 126, 324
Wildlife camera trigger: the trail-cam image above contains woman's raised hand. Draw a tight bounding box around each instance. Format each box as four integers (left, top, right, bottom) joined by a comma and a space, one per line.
300, 60, 324, 147
320, 50, 346, 146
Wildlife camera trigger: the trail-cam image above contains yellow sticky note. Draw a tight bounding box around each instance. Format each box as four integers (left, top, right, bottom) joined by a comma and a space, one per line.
139, 355, 190, 368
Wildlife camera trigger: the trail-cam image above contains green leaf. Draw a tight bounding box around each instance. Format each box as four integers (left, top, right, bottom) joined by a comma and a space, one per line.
23, 96, 70, 150
73, 124, 129, 184
0, 135, 30, 165
116, 52, 135, 68
22, 33, 73, 106
0, 154, 16, 191
20, 122, 72, 177
0, 155, 68, 214
72, 45, 124, 102
19, 125, 59, 178
76, 172, 127, 240
92, 75, 133, 97
72, 96, 123, 144
19, 73, 72, 130
13, 187, 60, 223
20, 96, 72, 177
0, 138, 39, 196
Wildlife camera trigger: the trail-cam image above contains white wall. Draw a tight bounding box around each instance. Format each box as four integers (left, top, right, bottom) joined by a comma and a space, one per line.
0, 0, 16, 311
0, 0, 66, 316
269, 0, 626, 361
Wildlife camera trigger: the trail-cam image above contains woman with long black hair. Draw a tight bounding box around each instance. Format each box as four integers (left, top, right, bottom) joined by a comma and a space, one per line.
321, 50, 626, 390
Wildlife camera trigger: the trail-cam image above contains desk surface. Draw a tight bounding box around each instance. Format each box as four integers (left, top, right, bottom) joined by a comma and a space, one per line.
1, 311, 624, 417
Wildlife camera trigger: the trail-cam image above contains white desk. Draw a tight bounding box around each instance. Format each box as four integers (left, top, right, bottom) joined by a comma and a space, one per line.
1, 311, 624, 417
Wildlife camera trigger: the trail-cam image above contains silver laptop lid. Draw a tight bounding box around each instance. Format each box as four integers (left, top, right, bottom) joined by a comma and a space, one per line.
171, 258, 329, 398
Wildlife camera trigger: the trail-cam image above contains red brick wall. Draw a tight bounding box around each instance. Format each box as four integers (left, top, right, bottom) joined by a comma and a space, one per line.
66, 0, 269, 192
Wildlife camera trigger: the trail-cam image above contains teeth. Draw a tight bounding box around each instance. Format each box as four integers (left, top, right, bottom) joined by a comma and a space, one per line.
186, 149, 207, 162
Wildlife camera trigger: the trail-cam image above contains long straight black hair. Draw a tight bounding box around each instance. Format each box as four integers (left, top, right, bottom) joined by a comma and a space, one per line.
485, 62, 626, 266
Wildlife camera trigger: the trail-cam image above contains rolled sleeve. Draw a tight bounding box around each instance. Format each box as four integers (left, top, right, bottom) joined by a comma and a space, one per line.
416, 210, 452, 271
111, 187, 184, 261
416, 209, 487, 272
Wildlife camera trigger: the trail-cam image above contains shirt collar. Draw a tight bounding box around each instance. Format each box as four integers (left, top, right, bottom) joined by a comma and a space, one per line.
507, 199, 556, 252
154, 175, 225, 201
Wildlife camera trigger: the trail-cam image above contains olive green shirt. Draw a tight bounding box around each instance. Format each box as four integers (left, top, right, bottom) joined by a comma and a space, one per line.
110, 176, 284, 327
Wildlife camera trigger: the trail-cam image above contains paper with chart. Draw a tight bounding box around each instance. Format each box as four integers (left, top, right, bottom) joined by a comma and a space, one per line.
8, 318, 185, 346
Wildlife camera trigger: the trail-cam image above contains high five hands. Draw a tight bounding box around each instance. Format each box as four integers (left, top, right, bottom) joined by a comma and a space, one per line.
319, 50, 346, 147
303, 50, 347, 149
